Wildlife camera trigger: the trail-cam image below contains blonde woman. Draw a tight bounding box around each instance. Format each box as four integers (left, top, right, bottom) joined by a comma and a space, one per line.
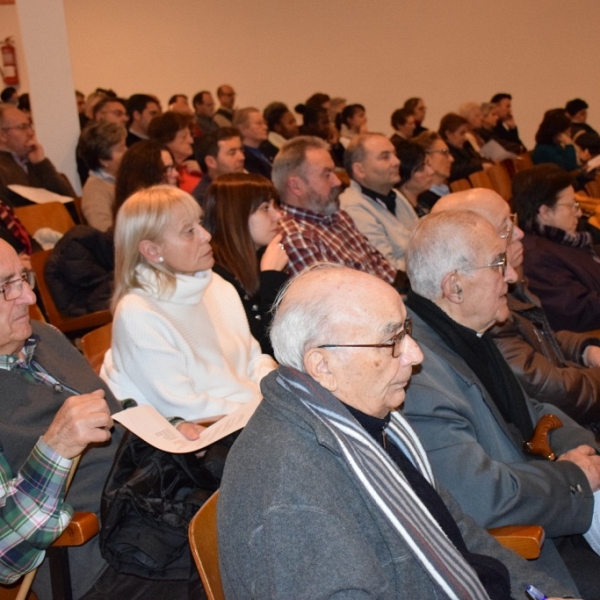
101, 185, 276, 424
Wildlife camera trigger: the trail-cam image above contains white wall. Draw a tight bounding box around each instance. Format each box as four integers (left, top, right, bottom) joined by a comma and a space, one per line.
4, 0, 600, 150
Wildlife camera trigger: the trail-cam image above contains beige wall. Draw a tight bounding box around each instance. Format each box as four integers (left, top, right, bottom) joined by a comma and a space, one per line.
3, 0, 600, 149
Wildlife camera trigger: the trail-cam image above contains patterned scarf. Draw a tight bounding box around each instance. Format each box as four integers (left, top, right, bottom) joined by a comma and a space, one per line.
529, 220, 600, 263
275, 366, 490, 600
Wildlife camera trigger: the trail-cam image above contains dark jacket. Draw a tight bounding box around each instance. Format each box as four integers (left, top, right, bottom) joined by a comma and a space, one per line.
448, 143, 485, 182
45, 225, 114, 316
492, 281, 600, 424
522, 231, 600, 332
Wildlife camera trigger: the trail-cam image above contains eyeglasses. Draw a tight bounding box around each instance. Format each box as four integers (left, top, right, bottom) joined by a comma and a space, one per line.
0, 271, 35, 301
500, 213, 518, 241
458, 252, 507, 277
555, 200, 580, 211
317, 318, 412, 359
1, 122, 33, 133
425, 148, 450, 156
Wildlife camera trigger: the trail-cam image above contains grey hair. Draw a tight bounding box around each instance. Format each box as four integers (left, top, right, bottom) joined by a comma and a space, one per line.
480, 102, 496, 117
269, 263, 344, 370
343, 132, 386, 178
406, 211, 483, 300
232, 106, 260, 130
272, 136, 329, 199
457, 101, 480, 121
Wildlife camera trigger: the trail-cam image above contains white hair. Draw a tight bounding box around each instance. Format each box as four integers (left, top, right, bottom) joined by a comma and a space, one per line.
406, 211, 483, 300
269, 263, 344, 370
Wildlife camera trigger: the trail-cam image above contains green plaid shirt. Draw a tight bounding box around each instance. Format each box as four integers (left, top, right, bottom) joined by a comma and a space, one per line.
0, 337, 74, 583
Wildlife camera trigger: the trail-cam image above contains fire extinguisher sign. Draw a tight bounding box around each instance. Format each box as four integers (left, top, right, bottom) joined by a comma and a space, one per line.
1, 37, 20, 86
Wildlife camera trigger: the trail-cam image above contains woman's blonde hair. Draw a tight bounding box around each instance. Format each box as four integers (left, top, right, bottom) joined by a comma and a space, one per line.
111, 185, 201, 311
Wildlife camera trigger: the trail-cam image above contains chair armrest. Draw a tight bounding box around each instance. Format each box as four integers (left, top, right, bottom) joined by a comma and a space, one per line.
51, 512, 99, 548
487, 524, 545, 559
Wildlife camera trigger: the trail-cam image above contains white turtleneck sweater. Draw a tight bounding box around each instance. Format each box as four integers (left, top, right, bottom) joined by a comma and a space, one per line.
101, 266, 276, 421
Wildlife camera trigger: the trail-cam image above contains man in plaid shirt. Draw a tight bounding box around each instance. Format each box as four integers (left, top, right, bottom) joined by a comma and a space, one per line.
0, 394, 112, 583
0, 239, 113, 587
272, 136, 404, 289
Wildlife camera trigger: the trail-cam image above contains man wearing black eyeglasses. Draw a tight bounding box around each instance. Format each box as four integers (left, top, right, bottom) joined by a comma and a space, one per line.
404, 210, 600, 599
0, 105, 75, 207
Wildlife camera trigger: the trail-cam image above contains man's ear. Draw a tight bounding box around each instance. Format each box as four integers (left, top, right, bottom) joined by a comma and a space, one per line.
441, 271, 463, 303
351, 162, 364, 182
205, 155, 217, 171
304, 348, 337, 392
138, 239, 162, 263
288, 175, 304, 199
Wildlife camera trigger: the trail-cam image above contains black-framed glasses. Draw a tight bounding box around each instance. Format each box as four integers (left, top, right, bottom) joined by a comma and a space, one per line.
458, 252, 507, 277
0, 271, 35, 301
317, 318, 412, 359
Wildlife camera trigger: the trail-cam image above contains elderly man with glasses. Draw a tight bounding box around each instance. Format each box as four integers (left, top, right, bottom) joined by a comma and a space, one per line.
432, 187, 600, 428
0, 239, 117, 593
403, 210, 600, 599
0, 104, 75, 207
218, 263, 575, 599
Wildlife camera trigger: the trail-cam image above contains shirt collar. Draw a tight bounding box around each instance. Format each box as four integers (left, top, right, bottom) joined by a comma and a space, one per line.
283, 203, 338, 225
0, 335, 37, 371
359, 183, 396, 205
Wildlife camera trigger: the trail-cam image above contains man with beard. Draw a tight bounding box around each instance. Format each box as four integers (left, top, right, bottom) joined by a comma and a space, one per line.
272, 136, 398, 286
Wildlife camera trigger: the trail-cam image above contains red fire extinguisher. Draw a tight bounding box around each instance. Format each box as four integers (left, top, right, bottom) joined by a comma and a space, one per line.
1, 37, 19, 86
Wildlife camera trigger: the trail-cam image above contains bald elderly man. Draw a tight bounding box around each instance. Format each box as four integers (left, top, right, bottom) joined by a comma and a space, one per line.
218, 264, 574, 599
432, 188, 600, 426
404, 210, 600, 598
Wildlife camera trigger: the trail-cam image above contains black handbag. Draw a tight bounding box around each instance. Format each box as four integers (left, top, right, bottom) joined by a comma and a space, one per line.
99, 430, 235, 580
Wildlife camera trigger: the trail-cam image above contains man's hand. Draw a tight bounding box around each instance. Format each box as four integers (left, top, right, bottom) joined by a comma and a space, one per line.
42, 390, 113, 459
582, 345, 600, 367
26, 137, 46, 164
557, 444, 600, 491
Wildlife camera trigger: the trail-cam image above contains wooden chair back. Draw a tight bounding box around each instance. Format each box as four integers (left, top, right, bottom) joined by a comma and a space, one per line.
14, 202, 75, 237
585, 179, 600, 199
449, 178, 471, 193
189, 492, 225, 600
486, 163, 513, 201
511, 152, 534, 173
73, 197, 86, 225
80, 323, 112, 374
468, 169, 493, 190
29, 250, 112, 336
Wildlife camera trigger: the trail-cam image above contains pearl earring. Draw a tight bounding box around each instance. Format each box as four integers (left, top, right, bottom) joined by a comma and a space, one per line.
158, 256, 164, 263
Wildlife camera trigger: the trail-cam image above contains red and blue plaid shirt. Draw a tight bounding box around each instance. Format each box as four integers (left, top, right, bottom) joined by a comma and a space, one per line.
280, 205, 396, 283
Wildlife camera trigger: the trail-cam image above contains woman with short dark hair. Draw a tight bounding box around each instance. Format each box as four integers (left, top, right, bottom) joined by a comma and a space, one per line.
148, 112, 201, 193
439, 113, 491, 182
514, 164, 600, 331
79, 121, 126, 231
532, 109, 578, 171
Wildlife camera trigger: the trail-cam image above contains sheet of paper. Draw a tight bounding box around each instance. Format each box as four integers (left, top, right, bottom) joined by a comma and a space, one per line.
478, 139, 519, 162
7, 184, 73, 205
112, 398, 261, 453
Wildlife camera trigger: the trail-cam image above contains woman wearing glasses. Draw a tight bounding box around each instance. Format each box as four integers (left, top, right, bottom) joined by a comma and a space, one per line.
514, 164, 600, 332
101, 185, 276, 425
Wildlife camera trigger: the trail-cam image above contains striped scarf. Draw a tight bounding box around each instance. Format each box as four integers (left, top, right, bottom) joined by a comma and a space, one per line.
276, 366, 490, 600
